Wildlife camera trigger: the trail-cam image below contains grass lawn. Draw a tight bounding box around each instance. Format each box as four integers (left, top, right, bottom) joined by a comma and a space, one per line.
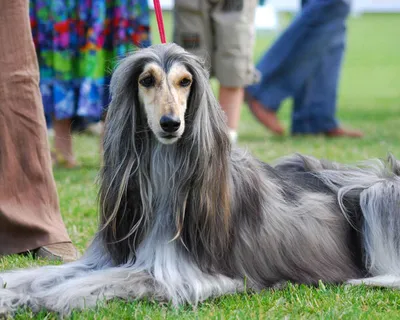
2, 11, 400, 320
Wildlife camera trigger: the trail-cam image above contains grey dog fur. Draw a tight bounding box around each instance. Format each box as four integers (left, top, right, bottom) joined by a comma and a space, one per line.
1, 44, 400, 316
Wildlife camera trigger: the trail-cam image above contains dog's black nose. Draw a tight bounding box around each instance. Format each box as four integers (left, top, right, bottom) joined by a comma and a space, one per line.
160, 115, 181, 133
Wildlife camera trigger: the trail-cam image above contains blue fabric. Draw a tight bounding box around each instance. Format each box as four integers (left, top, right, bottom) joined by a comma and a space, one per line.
247, 0, 350, 134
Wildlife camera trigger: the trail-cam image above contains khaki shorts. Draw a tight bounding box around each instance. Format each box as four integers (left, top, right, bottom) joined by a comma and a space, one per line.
173, 0, 259, 87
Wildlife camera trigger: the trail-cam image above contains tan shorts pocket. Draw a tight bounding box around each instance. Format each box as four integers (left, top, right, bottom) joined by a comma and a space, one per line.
174, 0, 201, 11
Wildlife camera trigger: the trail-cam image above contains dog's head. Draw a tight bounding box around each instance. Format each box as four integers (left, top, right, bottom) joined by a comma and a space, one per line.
137, 61, 192, 144
100, 44, 231, 264
107, 43, 225, 145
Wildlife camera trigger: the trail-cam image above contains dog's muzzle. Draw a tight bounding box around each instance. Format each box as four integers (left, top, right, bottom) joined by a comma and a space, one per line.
160, 115, 181, 133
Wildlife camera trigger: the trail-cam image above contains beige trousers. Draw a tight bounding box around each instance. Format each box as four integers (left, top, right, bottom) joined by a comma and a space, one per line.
0, 0, 71, 254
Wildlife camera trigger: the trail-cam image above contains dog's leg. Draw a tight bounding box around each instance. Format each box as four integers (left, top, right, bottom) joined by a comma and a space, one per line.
0, 237, 109, 292
0, 261, 94, 316
0, 259, 98, 294
347, 275, 400, 288
0, 237, 112, 315
1, 267, 165, 316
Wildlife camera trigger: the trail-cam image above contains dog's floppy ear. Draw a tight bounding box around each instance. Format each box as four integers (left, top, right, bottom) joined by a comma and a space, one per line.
172, 50, 233, 270
98, 52, 153, 265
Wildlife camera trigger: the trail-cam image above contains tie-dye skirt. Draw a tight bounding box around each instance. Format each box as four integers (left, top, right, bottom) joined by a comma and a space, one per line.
30, 0, 151, 121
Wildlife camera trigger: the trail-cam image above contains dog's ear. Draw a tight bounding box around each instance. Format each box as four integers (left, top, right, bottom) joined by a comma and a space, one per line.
174, 53, 233, 271
98, 53, 151, 265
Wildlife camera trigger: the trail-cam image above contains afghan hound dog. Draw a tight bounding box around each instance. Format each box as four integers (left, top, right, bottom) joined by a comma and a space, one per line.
1, 43, 400, 315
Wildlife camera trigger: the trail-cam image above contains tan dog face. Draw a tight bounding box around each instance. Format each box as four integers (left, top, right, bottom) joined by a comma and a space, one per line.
138, 62, 193, 144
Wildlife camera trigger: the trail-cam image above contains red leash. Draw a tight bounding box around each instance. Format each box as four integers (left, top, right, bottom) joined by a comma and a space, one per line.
153, 0, 167, 44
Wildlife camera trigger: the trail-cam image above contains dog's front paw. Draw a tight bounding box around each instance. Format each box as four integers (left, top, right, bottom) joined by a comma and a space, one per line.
347, 275, 400, 288
0, 288, 36, 316
0, 308, 9, 319
346, 278, 364, 286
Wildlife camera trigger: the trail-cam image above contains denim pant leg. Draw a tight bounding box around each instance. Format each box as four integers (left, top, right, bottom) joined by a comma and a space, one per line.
246, 0, 350, 112
291, 25, 347, 134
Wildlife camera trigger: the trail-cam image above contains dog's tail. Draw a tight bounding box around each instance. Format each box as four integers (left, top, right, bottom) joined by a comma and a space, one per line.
282, 153, 400, 287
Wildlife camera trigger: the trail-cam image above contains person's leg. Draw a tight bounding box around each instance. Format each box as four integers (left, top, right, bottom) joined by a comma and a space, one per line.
291, 44, 341, 134
291, 1, 363, 137
0, 0, 76, 260
53, 118, 79, 168
212, 0, 259, 142
246, 0, 351, 134
175, 1, 247, 141
218, 87, 244, 142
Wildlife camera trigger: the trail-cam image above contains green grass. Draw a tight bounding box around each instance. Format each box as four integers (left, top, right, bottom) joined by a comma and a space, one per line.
2, 12, 400, 319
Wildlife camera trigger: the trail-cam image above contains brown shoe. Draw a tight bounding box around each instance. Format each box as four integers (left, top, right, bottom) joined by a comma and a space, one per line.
245, 93, 284, 135
325, 127, 364, 138
34, 242, 79, 263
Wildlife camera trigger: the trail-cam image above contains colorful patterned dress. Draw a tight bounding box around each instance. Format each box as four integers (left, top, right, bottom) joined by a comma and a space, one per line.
30, 0, 151, 121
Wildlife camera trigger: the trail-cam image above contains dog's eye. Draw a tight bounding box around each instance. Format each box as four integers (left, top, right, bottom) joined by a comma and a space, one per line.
179, 78, 192, 87
139, 76, 155, 88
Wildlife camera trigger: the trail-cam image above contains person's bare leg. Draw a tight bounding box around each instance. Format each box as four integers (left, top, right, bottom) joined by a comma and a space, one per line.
219, 86, 244, 143
53, 118, 78, 168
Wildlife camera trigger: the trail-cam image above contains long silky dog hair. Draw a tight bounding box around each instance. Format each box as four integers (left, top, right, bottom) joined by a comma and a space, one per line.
1, 43, 400, 315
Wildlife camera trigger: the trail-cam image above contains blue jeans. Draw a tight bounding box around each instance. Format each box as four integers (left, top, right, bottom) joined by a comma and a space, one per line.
247, 0, 350, 134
